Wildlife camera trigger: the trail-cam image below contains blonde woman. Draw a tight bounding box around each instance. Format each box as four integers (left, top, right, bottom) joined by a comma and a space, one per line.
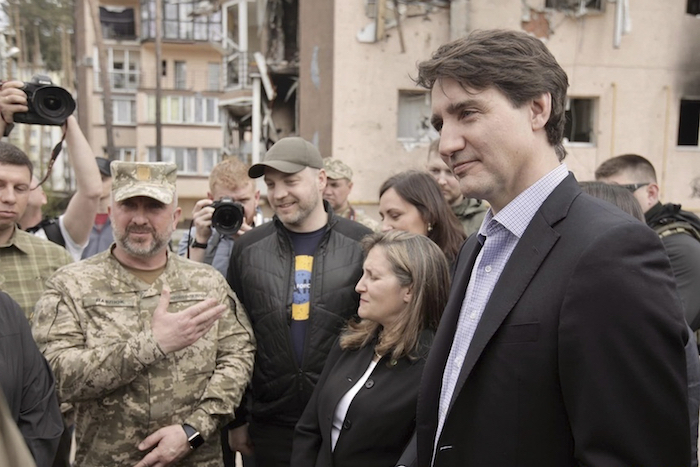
291, 231, 450, 467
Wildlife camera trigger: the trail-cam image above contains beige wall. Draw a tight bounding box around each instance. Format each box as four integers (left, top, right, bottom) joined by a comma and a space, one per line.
331, 0, 700, 213
332, 3, 450, 207
299, 0, 334, 157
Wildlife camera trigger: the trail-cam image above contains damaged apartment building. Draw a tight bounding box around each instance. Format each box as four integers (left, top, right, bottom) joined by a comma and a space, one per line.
74, 0, 700, 216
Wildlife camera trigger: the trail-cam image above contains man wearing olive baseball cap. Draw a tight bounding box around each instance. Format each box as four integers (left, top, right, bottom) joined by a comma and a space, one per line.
227, 137, 371, 466
34, 160, 255, 467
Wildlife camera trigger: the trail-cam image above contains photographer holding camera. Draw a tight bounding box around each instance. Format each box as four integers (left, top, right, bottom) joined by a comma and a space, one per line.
177, 157, 266, 278
0, 79, 102, 261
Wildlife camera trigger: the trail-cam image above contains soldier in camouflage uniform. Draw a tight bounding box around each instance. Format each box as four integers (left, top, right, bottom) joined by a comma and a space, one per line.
33, 161, 256, 467
323, 158, 380, 231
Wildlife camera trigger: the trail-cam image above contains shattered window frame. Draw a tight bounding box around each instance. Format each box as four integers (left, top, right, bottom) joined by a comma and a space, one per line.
677, 99, 700, 147
545, 0, 605, 13
563, 97, 596, 145
140, 0, 222, 42
397, 90, 433, 143
689, 0, 700, 15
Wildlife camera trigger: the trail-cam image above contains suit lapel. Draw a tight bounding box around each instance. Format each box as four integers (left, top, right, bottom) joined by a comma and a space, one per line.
416, 235, 482, 464
446, 174, 580, 414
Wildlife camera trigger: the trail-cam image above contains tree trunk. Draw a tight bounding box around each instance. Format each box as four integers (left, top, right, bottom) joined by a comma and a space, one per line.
155, 0, 162, 161
86, 0, 115, 160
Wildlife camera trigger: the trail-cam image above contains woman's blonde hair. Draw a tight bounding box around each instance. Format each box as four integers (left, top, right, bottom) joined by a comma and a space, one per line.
340, 230, 450, 361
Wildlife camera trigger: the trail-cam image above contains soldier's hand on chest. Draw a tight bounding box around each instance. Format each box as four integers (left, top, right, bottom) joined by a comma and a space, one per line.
151, 289, 226, 354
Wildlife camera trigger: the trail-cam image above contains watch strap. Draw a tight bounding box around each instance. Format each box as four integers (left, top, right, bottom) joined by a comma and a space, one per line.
190, 237, 209, 249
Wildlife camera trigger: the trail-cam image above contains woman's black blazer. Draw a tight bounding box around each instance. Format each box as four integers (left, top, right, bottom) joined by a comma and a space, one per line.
291, 331, 433, 467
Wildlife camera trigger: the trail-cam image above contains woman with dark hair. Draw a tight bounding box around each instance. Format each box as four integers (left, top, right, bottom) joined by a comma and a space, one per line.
379, 170, 466, 264
291, 231, 450, 467
578, 181, 645, 221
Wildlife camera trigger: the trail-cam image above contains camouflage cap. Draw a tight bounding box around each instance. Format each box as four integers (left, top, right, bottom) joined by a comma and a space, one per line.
249, 137, 323, 179
111, 161, 177, 204
323, 158, 353, 181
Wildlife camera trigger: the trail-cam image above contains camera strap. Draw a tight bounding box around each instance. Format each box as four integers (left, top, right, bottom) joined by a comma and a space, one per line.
34, 122, 68, 188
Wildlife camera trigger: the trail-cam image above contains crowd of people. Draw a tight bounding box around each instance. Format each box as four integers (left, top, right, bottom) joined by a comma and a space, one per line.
1, 28, 700, 467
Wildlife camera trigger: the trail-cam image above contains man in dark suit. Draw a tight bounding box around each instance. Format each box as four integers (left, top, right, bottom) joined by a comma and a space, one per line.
410, 29, 691, 467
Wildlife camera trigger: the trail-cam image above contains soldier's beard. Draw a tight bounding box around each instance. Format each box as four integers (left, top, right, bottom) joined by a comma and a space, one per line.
113, 224, 172, 258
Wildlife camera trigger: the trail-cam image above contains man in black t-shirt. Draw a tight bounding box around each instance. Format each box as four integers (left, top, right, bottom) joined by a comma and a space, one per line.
227, 137, 371, 467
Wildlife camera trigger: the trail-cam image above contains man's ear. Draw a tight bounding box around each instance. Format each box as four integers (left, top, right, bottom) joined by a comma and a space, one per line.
318, 168, 328, 191
172, 206, 182, 228
207, 192, 214, 201
530, 92, 552, 132
646, 183, 660, 208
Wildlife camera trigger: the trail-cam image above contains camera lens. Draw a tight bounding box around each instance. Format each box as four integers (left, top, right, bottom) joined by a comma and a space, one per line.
34, 86, 76, 124
43, 96, 62, 111
211, 200, 245, 236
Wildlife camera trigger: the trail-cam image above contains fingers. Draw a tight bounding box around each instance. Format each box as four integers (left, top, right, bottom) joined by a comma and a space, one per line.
154, 289, 171, 316
193, 303, 226, 329
138, 428, 164, 451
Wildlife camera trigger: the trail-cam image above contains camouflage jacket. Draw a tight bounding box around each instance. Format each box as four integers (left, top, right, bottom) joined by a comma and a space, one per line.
452, 198, 488, 237
33, 250, 256, 467
336, 204, 380, 232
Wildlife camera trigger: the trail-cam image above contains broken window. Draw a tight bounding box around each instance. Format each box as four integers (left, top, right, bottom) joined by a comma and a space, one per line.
689, 0, 700, 15
545, 0, 604, 13
564, 98, 595, 144
140, 0, 222, 42
678, 99, 700, 146
100, 7, 136, 40
397, 90, 432, 142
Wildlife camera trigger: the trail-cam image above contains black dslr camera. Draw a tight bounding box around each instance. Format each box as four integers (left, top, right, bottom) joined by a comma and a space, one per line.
13, 75, 76, 126
211, 197, 245, 236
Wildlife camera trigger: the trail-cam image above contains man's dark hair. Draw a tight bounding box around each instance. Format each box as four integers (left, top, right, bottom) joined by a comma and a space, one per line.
594, 154, 657, 183
416, 29, 569, 161
0, 142, 33, 177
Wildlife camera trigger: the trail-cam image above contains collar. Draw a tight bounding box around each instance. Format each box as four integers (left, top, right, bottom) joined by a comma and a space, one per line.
480, 163, 569, 239
0, 225, 30, 254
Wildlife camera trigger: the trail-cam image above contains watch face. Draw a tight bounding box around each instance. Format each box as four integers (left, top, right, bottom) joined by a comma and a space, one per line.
189, 432, 204, 450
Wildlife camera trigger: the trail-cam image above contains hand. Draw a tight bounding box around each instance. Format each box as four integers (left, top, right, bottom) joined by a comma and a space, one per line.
232, 220, 253, 240
228, 423, 254, 457
134, 425, 191, 467
151, 289, 226, 354
0, 81, 28, 124
191, 199, 214, 243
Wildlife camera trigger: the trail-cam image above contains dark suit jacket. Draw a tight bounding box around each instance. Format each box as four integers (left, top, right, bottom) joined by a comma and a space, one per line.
292, 333, 432, 467
416, 175, 691, 467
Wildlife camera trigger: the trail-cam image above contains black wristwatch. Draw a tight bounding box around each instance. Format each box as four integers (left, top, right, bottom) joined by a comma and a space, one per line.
190, 237, 208, 249
182, 424, 204, 450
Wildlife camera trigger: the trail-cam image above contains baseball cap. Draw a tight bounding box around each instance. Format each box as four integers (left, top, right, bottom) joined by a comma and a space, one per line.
111, 161, 177, 204
323, 158, 353, 181
95, 157, 112, 177
249, 137, 324, 179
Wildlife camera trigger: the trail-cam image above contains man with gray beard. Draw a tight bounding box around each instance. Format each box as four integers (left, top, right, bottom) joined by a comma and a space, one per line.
33, 161, 256, 467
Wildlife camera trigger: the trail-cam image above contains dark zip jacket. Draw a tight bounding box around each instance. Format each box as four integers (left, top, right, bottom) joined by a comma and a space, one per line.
228, 203, 371, 426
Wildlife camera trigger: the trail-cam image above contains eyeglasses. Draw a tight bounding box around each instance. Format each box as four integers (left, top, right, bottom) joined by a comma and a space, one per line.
618, 183, 649, 193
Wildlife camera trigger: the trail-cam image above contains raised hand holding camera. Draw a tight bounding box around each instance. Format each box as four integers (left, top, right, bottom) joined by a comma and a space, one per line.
12, 75, 75, 126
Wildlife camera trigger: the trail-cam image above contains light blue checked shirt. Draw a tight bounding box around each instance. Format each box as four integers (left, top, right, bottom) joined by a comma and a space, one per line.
435, 163, 570, 452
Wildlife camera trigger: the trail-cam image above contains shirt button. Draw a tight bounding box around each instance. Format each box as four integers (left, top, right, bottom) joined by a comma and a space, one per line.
485, 265, 492, 273
364, 379, 375, 389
